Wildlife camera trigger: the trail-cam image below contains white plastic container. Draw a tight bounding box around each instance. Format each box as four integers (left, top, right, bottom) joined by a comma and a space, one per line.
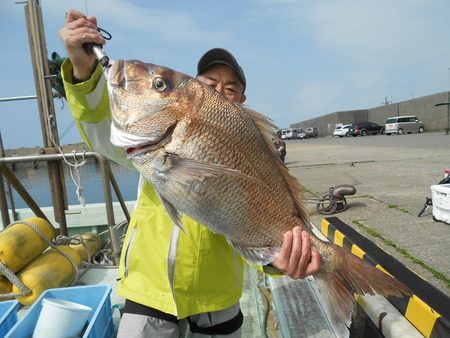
32, 298, 92, 338
431, 184, 450, 224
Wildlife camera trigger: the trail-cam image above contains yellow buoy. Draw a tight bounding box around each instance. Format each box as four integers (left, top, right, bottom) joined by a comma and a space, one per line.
0, 217, 55, 273
69, 232, 102, 262
13, 245, 81, 305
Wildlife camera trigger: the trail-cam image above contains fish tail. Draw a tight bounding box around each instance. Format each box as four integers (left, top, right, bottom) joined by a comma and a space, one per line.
314, 242, 410, 335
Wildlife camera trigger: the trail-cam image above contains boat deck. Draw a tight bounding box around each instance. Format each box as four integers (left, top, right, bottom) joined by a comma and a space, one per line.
75, 265, 336, 338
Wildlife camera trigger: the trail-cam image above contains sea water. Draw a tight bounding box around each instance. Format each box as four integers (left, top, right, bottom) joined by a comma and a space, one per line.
5, 160, 140, 209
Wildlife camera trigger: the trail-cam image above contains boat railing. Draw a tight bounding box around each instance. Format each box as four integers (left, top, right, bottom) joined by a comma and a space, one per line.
0, 151, 129, 264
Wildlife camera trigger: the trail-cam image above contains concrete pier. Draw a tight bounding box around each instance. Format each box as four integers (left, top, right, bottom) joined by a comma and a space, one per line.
284, 131, 450, 297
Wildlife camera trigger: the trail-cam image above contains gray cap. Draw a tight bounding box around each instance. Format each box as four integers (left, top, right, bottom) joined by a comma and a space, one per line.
197, 48, 246, 92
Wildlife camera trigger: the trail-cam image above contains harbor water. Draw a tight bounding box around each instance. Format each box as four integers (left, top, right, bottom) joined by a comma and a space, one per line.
6, 160, 140, 209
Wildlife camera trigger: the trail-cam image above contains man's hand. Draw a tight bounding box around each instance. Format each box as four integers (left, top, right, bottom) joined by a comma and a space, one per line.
271, 226, 321, 279
59, 9, 105, 82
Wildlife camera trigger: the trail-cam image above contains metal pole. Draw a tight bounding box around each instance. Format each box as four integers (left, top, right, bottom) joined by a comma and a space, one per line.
0, 170, 10, 228
0, 131, 18, 222
0, 163, 49, 225
109, 172, 131, 223
24, 0, 69, 235
445, 91, 450, 135
0, 95, 38, 102
0, 152, 96, 164
0, 131, 12, 226
99, 157, 121, 265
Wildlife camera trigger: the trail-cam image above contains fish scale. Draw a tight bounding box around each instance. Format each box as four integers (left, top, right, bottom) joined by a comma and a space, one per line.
168, 97, 296, 244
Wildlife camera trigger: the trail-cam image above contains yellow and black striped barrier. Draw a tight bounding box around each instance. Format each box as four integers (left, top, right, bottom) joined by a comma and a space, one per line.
321, 217, 450, 338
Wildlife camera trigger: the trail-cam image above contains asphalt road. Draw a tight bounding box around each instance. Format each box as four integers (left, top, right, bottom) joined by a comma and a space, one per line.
283, 132, 450, 297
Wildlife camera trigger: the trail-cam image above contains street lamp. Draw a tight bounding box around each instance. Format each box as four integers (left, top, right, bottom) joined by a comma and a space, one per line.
435, 97, 450, 135
436, 68, 450, 135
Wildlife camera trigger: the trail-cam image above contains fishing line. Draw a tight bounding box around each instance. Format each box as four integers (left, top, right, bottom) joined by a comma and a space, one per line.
59, 120, 76, 140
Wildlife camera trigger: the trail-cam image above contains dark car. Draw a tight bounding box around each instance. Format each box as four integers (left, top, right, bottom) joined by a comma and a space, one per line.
348, 122, 383, 136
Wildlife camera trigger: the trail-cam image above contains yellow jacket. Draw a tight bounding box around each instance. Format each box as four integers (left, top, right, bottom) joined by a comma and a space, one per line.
62, 60, 245, 318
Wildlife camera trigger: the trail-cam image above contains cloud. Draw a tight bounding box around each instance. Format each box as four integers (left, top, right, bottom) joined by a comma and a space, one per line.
42, 0, 230, 45
252, 0, 450, 124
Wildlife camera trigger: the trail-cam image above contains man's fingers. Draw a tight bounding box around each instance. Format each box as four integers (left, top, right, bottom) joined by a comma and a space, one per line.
64, 26, 105, 47
275, 230, 293, 270
288, 226, 302, 268
271, 227, 321, 279
66, 18, 98, 32
86, 15, 98, 26
288, 229, 311, 279
65, 10, 98, 28
298, 230, 311, 269
304, 249, 321, 276
65, 9, 86, 23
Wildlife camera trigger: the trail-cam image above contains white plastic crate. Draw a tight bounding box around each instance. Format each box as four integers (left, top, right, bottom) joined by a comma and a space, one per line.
431, 184, 450, 224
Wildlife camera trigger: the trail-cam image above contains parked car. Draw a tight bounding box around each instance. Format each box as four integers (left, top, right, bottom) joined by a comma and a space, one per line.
333, 124, 353, 137
384, 115, 424, 135
304, 127, 319, 138
348, 122, 383, 136
298, 129, 307, 139
281, 128, 302, 140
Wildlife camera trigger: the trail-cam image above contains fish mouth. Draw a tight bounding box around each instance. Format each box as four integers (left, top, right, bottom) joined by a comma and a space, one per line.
124, 124, 175, 157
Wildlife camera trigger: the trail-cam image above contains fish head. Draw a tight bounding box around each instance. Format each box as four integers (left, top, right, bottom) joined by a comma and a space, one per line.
107, 59, 192, 158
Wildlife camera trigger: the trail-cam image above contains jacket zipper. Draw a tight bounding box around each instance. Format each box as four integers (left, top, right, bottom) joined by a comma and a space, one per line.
117, 225, 137, 281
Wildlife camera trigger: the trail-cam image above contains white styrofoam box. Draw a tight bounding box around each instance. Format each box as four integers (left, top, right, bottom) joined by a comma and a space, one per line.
431, 184, 450, 224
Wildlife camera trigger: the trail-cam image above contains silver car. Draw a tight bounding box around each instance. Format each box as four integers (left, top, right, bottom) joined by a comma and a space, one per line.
384, 115, 424, 135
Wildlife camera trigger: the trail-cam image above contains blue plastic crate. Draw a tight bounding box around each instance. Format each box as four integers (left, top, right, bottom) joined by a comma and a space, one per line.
0, 300, 19, 337
6, 284, 114, 338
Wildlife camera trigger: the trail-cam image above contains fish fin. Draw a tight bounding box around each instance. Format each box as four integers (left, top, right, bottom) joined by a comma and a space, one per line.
230, 242, 280, 266
243, 107, 310, 226
315, 243, 411, 336
158, 193, 185, 232
163, 152, 268, 187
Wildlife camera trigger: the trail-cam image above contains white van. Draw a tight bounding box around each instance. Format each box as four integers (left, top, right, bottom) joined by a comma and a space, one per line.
282, 128, 300, 140
384, 116, 424, 135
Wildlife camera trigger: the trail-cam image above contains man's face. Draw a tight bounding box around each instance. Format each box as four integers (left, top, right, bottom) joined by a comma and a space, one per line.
197, 64, 246, 104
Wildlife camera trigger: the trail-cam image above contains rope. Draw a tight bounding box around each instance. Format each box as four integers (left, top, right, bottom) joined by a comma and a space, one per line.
0, 261, 30, 299
55, 234, 92, 264
46, 114, 88, 207
68, 151, 86, 207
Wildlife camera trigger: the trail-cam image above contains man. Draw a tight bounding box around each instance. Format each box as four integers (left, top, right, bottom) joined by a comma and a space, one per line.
273, 135, 287, 163
60, 9, 320, 337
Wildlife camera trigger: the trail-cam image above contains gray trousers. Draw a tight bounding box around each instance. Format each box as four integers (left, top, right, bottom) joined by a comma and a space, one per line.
116, 303, 242, 338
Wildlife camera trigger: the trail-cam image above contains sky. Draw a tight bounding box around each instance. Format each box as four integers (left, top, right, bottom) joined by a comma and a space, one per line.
1, 0, 450, 149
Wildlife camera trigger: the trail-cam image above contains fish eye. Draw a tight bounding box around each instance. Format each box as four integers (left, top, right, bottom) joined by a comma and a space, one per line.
153, 77, 167, 91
